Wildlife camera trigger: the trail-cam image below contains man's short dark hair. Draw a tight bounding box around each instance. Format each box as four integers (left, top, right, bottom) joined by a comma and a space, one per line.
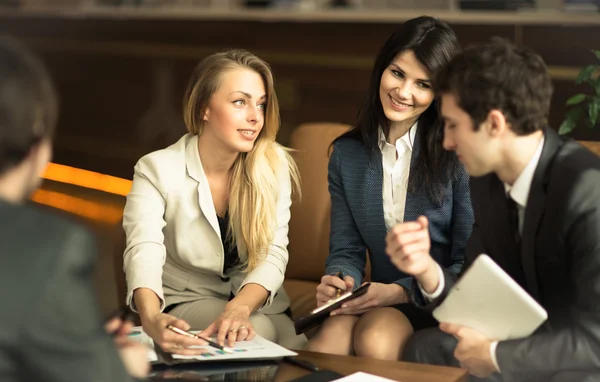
435, 37, 553, 135
0, 35, 58, 174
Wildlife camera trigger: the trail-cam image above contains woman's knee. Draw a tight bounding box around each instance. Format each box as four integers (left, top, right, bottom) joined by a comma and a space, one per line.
276, 330, 307, 350
267, 313, 308, 350
305, 315, 359, 354
353, 307, 414, 360
169, 299, 228, 329
249, 313, 278, 343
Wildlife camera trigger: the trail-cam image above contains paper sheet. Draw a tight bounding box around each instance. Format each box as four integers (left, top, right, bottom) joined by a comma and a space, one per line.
172, 330, 297, 361
333, 372, 399, 382
126, 326, 296, 363
126, 327, 158, 362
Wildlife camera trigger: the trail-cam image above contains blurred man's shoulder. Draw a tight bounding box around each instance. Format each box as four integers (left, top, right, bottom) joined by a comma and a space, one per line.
0, 201, 92, 245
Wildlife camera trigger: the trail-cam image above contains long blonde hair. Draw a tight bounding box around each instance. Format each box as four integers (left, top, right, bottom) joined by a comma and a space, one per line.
183, 49, 300, 272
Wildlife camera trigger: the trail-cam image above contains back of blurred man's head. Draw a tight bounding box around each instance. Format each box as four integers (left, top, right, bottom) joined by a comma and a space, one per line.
0, 34, 58, 202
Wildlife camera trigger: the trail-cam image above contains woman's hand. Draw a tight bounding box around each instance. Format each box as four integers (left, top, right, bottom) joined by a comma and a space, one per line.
140, 312, 207, 356
316, 274, 354, 307
201, 303, 256, 347
330, 282, 407, 316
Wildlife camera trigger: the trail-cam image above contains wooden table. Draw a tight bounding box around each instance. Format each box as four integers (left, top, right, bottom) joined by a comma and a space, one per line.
271, 350, 468, 382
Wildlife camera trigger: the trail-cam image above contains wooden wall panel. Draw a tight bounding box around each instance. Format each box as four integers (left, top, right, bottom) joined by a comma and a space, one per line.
0, 12, 597, 178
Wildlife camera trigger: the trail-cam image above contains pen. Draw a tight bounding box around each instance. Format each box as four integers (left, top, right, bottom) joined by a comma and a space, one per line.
166, 324, 234, 354
283, 356, 320, 372
334, 271, 344, 298
105, 306, 136, 337
105, 306, 135, 324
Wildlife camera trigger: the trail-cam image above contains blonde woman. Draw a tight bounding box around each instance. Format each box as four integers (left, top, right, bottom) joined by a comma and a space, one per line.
123, 49, 306, 354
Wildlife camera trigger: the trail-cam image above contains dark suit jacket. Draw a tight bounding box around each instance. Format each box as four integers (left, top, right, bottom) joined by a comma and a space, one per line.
326, 132, 474, 291
0, 200, 134, 382
414, 128, 600, 380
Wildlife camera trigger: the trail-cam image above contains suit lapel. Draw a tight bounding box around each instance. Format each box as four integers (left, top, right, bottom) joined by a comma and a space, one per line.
520, 128, 562, 302
185, 135, 221, 238
404, 126, 421, 221
365, 148, 388, 240
488, 176, 522, 278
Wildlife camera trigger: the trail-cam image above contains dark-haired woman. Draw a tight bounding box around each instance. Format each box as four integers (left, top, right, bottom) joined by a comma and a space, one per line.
305, 16, 473, 360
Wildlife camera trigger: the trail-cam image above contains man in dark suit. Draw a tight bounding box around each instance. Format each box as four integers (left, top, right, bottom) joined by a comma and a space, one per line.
386, 38, 600, 382
0, 35, 149, 381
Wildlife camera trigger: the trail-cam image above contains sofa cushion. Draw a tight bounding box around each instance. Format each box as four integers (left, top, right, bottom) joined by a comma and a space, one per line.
286, 123, 350, 283
284, 279, 319, 320
283, 278, 321, 338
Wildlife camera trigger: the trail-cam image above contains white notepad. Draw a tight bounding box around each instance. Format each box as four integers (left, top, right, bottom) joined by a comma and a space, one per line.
433, 254, 548, 341
334, 372, 399, 382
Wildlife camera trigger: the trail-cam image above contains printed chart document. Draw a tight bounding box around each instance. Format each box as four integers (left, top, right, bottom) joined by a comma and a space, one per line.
127, 326, 296, 363
172, 330, 297, 361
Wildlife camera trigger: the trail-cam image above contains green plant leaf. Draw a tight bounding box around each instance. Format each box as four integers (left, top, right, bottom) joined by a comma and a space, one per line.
558, 119, 575, 135
559, 105, 584, 135
567, 104, 586, 119
567, 93, 587, 105
576, 65, 598, 85
594, 50, 600, 61
589, 96, 600, 127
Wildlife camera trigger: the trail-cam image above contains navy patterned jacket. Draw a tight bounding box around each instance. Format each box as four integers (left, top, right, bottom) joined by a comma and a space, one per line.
325, 132, 474, 292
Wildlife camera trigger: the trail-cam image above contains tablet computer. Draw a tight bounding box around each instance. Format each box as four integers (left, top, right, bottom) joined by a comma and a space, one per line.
432, 254, 547, 341
294, 283, 371, 335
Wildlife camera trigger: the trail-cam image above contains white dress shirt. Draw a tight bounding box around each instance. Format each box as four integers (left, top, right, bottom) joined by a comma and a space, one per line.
379, 123, 418, 230
419, 136, 545, 373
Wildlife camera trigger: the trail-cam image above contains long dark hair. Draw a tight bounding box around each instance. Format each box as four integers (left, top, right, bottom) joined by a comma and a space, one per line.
336, 16, 461, 203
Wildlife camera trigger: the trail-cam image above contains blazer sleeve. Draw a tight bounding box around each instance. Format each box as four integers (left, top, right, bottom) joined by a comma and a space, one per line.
446, 164, 474, 276
324, 143, 368, 289
397, 163, 474, 294
495, 170, 600, 378
411, 175, 483, 309
20, 226, 136, 382
123, 157, 168, 311
238, 153, 292, 307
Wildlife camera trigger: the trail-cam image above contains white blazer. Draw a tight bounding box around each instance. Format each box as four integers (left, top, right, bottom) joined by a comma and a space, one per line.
123, 134, 292, 314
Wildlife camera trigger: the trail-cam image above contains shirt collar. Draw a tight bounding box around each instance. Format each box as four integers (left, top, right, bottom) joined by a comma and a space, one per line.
378, 121, 418, 151
504, 136, 545, 208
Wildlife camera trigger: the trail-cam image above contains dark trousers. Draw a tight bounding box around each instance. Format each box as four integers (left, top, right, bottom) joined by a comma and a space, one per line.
402, 328, 600, 382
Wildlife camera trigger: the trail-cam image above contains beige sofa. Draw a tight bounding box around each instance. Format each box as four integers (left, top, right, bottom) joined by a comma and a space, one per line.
111, 125, 600, 334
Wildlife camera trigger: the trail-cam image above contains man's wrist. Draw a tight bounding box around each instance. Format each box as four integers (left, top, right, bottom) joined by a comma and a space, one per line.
489, 341, 501, 373
417, 259, 441, 294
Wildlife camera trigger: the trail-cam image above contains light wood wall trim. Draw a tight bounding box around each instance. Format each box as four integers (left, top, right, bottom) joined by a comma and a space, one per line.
2, 7, 600, 26
25, 38, 583, 80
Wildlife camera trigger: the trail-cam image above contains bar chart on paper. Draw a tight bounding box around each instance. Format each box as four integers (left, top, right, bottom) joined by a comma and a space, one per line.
172, 331, 297, 361
127, 326, 296, 362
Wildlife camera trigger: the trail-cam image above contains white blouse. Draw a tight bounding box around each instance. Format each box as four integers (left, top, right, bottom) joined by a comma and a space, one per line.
379, 123, 417, 231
